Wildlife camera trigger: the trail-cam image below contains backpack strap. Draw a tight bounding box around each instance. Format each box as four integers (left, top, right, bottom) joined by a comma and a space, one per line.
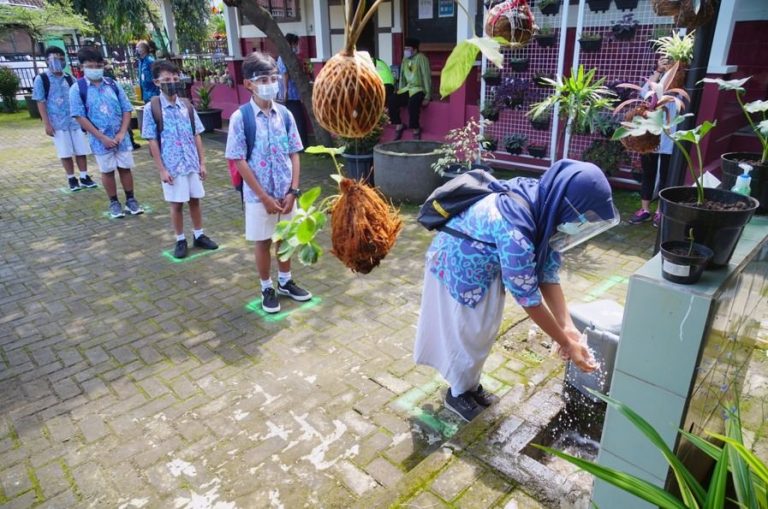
64, 74, 74, 88
240, 102, 256, 161
150, 96, 163, 152
77, 77, 88, 115
181, 98, 196, 136
41, 73, 50, 100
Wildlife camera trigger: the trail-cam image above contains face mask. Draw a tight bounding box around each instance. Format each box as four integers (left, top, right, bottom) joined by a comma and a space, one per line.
84, 68, 104, 81
255, 82, 279, 101
403, 49, 414, 59
160, 82, 183, 97
48, 57, 64, 73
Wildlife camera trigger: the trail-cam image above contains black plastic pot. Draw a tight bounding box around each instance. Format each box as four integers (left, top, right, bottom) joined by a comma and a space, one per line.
483, 74, 501, 86
612, 25, 637, 41
660, 241, 713, 285
659, 186, 759, 268
341, 152, 374, 185
614, 0, 639, 9
528, 145, 547, 158
506, 146, 524, 156
483, 139, 498, 152
720, 152, 767, 215
510, 59, 530, 72
587, 0, 611, 12
535, 35, 557, 48
482, 110, 499, 121
531, 117, 550, 130
197, 108, 222, 132
504, 97, 524, 109
539, 0, 561, 15
579, 38, 603, 53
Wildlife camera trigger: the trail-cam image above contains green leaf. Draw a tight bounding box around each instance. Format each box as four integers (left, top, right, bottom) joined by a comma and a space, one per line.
298, 243, 320, 265
330, 174, 343, 183
298, 186, 322, 210
312, 211, 328, 231
468, 37, 503, 68
757, 120, 768, 137
723, 407, 759, 509
272, 220, 291, 242
305, 145, 344, 156
296, 216, 317, 244
534, 445, 688, 509
439, 40, 481, 98
744, 100, 768, 114
277, 242, 296, 261
699, 77, 750, 93
671, 120, 716, 144
703, 445, 728, 509
709, 433, 768, 484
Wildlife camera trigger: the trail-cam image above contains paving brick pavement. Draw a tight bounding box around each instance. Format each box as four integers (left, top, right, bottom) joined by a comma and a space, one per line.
0, 111, 765, 508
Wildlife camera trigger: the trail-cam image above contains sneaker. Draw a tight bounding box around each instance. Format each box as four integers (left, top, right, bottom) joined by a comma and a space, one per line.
132, 142, 142, 150
652, 211, 661, 228
68, 177, 81, 192
276, 279, 312, 301
445, 389, 484, 422
173, 239, 188, 259
261, 287, 280, 313
79, 175, 97, 188
470, 384, 498, 407
193, 234, 219, 250
108, 200, 125, 218
628, 209, 651, 225
124, 197, 144, 215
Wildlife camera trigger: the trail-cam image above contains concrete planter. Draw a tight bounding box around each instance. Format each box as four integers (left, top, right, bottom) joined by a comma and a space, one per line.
373, 140, 443, 203
25, 94, 40, 119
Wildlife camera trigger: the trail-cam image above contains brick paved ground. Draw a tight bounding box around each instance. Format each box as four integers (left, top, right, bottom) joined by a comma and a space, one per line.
1, 111, 765, 508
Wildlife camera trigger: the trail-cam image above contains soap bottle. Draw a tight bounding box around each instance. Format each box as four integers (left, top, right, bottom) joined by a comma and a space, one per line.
731, 164, 752, 196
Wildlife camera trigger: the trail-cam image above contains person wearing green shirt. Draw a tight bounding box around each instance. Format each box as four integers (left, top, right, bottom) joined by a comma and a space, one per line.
360, 45, 395, 125
391, 38, 431, 140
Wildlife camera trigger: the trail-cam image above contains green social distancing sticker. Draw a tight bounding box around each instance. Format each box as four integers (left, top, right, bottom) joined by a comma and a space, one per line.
245, 296, 322, 322
161, 246, 225, 263
100, 203, 155, 220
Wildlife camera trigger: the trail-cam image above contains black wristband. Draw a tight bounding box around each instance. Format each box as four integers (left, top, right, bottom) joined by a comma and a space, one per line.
288, 187, 301, 197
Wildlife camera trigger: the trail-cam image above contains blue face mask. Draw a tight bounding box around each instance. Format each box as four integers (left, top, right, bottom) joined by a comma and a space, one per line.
84, 68, 103, 81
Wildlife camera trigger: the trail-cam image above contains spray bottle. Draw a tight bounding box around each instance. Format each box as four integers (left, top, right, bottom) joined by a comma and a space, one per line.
731, 163, 753, 196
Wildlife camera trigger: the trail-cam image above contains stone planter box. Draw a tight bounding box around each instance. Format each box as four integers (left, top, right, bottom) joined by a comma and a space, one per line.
373, 140, 443, 203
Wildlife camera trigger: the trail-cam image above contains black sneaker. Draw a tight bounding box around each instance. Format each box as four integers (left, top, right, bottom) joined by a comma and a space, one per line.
470, 384, 498, 407
261, 287, 280, 313
173, 239, 188, 259
193, 234, 219, 250
132, 142, 142, 150
68, 177, 81, 191
276, 279, 312, 301
79, 175, 97, 188
445, 389, 484, 422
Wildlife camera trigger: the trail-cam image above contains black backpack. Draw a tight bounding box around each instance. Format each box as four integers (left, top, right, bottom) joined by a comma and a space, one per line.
417, 169, 509, 245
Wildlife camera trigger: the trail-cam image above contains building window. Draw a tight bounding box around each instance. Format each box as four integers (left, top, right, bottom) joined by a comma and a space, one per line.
239, 0, 301, 23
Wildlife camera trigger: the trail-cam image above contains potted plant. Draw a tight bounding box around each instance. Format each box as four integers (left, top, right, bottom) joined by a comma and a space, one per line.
578, 32, 603, 53
530, 110, 551, 130
194, 83, 222, 132
651, 30, 695, 90
612, 14, 638, 41
614, 0, 639, 10
481, 135, 498, 152
509, 57, 530, 73
660, 229, 714, 285
538, 0, 561, 16
431, 117, 495, 177
534, 71, 555, 87
482, 67, 501, 86
535, 25, 557, 48
504, 133, 527, 155
0, 67, 20, 113
581, 139, 630, 176
528, 144, 548, 158
701, 75, 768, 214
338, 112, 387, 185
586, 0, 611, 13
481, 102, 500, 121
495, 77, 530, 109
614, 110, 759, 267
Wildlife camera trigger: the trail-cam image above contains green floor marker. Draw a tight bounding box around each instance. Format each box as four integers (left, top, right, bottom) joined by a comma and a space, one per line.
58, 185, 99, 194
161, 246, 224, 263
585, 275, 628, 301
100, 204, 155, 219
245, 296, 322, 322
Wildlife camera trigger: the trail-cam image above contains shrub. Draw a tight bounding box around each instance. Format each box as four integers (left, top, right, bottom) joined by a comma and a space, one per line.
0, 67, 20, 113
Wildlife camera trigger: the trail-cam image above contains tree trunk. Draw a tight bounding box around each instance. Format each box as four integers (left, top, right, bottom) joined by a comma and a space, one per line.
29, 32, 38, 76
222, 0, 333, 147
144, 2, 170, 56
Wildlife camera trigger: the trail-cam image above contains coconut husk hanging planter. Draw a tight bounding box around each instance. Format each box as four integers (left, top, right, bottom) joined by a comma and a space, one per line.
620, 106, 660, 154
652, 0, 681, 16
484, 0, 536, 46
674, 0, 714, 30
312, 0, 386, 138
668, 61, 687, 90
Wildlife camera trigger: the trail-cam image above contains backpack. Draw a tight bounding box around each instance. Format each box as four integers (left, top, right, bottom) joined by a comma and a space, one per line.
40, 73, 75, 100
417, 169, 513, 246
77, 77, 121, 120
149, 95, 196, 154
229, 102, 293, 190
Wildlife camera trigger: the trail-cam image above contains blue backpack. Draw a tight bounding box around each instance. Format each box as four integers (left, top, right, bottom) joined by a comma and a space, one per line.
77, 77, 121, 120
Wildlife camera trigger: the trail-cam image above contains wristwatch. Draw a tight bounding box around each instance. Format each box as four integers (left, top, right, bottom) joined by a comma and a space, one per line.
288, 187, 301, 197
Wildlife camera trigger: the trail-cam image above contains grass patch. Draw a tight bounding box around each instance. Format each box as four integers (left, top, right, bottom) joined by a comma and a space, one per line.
0, 111, 37, 126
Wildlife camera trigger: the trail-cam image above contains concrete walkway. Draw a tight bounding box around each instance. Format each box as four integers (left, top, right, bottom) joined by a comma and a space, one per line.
0, 112, 765, 508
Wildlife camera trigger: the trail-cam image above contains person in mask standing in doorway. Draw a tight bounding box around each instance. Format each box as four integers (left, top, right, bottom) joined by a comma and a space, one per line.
414, 160, 619, 422
390, 37, 431, 140
32, 46, 97, 192
225, 52, 312, 314
276, 33, 308, 148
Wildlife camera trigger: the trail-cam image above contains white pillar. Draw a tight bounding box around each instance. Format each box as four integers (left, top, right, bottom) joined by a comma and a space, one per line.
224, 5, 243, 59
707, 0, 737, 74
312, 0, 332, 61
456, 0, 476, 42
159, 0, 178, 55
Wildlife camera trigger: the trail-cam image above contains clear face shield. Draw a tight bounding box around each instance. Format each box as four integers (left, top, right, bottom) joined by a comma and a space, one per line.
549, 197, 620, 253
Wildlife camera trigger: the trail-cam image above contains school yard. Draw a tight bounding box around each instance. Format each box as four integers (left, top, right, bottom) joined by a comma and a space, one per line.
0, 112, 766, 508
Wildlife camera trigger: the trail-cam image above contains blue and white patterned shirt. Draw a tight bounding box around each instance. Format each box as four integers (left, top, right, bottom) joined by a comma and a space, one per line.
426, 194, 561, 309
138, 55, 159, 102
141, 94, 205, 177
31, 71, 80, 131
276, 57, 300, 101
69, 79, 134, 155
225, 99, 303, 203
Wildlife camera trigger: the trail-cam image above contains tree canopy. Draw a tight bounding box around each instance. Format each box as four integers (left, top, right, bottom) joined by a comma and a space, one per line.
0, 1, 93, 41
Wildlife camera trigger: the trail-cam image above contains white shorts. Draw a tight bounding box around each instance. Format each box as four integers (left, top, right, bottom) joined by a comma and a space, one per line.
95, 150, 135, 173
245, 201, 296, 242
53, 129, 91, 158
162, 172, 205, 203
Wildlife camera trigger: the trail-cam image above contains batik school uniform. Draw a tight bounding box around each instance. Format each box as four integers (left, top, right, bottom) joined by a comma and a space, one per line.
32, 71, 91, 160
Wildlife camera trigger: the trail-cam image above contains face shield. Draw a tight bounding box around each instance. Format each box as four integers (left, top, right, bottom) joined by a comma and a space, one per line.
549, 197, 620, 253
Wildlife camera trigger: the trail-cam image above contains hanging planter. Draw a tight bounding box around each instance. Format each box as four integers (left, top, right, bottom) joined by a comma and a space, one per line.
483, 70, 502, 86
659, 240, 713, 285
485, 0, 536, 46
614, 0, 639, 10
528, 144, 548, 158
504, 134, 527, 155
652, 0, 681, 16
612, 14, 638, 41
578, 34, 603, 53
586, 0, 612, 13
530, 114, 551, 130
675, 0, 714, 30
538, 0, 561, 16
481, 105, 500, 121
618, 106, 660, 154
535, 27, 557, 48
510, 57, 530, 72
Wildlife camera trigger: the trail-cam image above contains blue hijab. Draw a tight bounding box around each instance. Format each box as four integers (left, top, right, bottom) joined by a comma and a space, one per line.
493, 159, 615, 277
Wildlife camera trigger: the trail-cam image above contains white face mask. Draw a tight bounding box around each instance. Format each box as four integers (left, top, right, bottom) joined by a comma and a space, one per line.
84, 68, 103, 81
255, 82, 279, 101
403, 49, 414, 59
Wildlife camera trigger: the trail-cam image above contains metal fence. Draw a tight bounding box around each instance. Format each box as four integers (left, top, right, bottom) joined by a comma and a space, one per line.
0, 60, 45, 94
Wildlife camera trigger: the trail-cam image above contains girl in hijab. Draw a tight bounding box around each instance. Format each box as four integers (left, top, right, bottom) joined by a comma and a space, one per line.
414, 160, 619, 421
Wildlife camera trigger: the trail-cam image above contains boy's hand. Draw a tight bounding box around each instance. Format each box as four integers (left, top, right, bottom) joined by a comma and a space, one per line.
199, 164, 207, 181
558, 339, 597, 373
281, 193, 296, 214
160, 169, 173, 184
113, 132, 125, 144
101, 134, 118, 148
44, 123, 55, 137
262, 196, 282, 214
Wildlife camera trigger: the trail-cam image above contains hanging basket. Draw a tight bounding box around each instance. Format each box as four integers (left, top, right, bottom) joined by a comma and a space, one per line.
652, 0, 681, 16
675, 0, 714, 30
620, 106, 660, 154
485, 0, 536, 46
668, 60, 688, 90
